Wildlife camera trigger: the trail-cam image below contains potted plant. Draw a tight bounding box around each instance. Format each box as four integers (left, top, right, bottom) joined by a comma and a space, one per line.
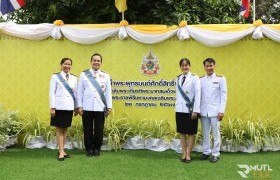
68, 117, 84, 149
45, 126, 57, 149
143, 118, 174, 152
239, 116, 262, 153
257, 116, 280, 151
192, 125, 204, 153
123, 117, 147, 150
0, 104, 22, 148
103, 117, 132, 151
169, 133, 182, 153
0, 133, 6, 151
22, 113, 47, 149
221, 117, 245, 152
45, 126, 74, 150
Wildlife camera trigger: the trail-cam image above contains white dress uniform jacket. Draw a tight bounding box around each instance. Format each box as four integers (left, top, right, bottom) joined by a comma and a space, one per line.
175, 72, 201, 113
77, 69, 112, 111
49, 71, 77, 110
200, 73, 227, 117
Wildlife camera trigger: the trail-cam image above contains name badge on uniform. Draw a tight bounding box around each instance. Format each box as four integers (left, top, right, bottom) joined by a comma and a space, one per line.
212, 82, 219, 84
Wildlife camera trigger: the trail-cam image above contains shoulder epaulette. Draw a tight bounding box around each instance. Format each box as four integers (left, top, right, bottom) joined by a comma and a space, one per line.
199, 75, 204, 78
216, 74, 224, 77
177, 74, 181, 77
101, 70, 108, 74
83, 69, 89, 72
70, 73, 77, 77
191, 73, 196, 76
53, 72, 60, 74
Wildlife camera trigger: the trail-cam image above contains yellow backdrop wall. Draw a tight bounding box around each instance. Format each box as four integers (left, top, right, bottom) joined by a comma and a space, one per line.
0, 35, 280, 123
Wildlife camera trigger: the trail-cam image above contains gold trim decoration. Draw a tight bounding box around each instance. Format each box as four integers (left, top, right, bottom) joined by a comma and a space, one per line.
253, 19, 263, 27
179, 20, 187, 28
120, 20, 129, 26
53, 20, 64, 26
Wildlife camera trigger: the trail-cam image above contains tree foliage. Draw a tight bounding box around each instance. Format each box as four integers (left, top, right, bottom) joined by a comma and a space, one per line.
256, 0, 280, 24
2, 0, 280, 24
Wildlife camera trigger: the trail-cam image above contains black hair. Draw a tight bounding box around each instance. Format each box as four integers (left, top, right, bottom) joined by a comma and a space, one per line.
60, 58, 72, 65
91, 53, 103, 63
179, 58, 191, 66
203, 58, 216, 65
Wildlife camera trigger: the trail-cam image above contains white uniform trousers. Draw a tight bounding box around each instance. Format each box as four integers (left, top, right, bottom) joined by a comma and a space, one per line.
200, 116, 221, 157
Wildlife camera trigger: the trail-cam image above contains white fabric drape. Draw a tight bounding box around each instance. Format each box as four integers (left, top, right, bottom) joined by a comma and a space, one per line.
50, 26, 62, 40
0, 22, 13, 29
177, 27, 190, 41
0, 22, 280, 46
118, 26, 128, 40
187, 26, 255, 47
60, 26, 119, 44
252, 26, 263, 39
262, 26, 280, 43
125, 27, 177, 44
1, 23, 53, 41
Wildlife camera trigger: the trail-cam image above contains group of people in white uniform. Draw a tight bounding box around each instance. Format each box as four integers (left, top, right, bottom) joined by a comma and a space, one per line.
175, 57, 227, 163
49, 53, 112, 161
50, 54, 227, 163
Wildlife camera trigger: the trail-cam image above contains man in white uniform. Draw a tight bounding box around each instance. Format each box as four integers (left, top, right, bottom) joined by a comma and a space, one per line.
77, 53, 112, 157
200, 58, 227, 163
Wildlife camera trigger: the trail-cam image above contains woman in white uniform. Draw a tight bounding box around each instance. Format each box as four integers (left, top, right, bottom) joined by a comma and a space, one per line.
49, 58, 78, 161
175, 58, 201, 163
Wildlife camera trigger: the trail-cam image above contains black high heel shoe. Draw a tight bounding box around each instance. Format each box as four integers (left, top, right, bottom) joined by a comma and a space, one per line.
185, 158, 192, 163
180, 157, 186, 162
58, 157, 64, 161
58, 152, 70, 158
58, 152, 64, 161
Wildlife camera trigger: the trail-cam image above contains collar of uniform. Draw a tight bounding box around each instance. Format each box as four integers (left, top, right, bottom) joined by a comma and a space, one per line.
61, 71, 69, 77
90, 69, 101, 74
182, 71, 191, 78
206, 72, 216, 79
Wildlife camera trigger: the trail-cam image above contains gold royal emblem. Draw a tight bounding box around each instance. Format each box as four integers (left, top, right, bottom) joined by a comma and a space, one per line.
140, 46, 160, 75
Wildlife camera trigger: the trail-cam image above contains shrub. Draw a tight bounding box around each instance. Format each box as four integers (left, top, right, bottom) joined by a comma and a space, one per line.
0, 104, 22, 136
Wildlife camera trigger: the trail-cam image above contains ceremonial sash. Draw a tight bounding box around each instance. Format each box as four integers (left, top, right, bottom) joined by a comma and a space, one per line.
56, 73, 76, 106
84, 70, 108, 117
177, 76, 194, 113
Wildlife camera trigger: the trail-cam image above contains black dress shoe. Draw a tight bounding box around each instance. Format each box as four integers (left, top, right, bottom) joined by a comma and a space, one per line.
93, 149, 100, 156
86, 149, 93, 157
185, 158, 192, 163
209, 156, 219, 163
200, 154, 210, 160
180, 158, 186, 162
58, 157, 64, 161
86, 150, 93, 157
58, 152, 70, 158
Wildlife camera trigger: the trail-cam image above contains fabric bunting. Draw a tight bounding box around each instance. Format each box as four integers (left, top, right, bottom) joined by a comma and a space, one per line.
0, 22, 280, 46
